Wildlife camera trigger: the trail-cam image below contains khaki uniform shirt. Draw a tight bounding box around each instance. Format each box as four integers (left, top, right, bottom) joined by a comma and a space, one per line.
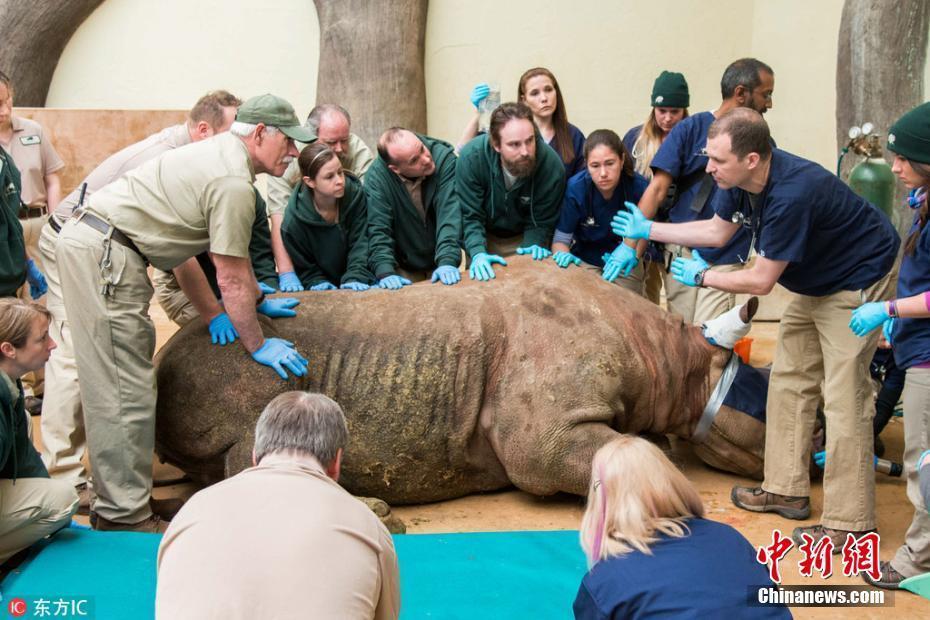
266, 133, 375, 217
156, 454, 400, 620
85, 132, 255, 271
0, 116, 64, 207
56, 124, 192, 220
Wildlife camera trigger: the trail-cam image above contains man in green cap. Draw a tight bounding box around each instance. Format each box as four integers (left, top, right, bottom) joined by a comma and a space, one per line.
366, 127, 461, 288
56, 93, 313, 533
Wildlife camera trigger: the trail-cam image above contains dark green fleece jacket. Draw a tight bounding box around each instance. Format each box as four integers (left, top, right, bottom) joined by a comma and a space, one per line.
281, 174, 374, 287
365, 134, 461, 277
0, 150, 26, 297
457, 133, 566, 257
0, 371, 48, 481
198, 187, 277, 297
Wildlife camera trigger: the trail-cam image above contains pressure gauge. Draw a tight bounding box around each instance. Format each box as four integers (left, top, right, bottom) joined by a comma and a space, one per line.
861, 122, 874, 135
848, 126, 862, 139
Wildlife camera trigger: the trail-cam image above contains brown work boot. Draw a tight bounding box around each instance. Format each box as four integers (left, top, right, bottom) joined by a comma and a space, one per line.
75, 483, 95, 516
93, 514, 169, 534
150, 497, 186, 521
791, 524, 875, 554
731, 485, 811, 520
862, 560, 906, 590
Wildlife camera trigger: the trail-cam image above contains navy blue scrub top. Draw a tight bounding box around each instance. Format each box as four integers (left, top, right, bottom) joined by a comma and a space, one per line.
892, 204, 930, 369
573, 518, 790, 620
713, 149, 899, 297
650, 111, 751, 265
551, 123, 587, 178
556, 169, 649, 267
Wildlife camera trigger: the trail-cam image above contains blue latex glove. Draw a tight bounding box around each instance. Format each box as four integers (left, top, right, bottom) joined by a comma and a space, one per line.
470, 83, 490, 109
610, 202, 653, 240
208, 313, 238, 346
469, 253, 508, 281
516, 245, 552, 261
552, 251, 582, 268
257, 297, 300, 318
882, 318, 895, 346
670, 250, 709, 287
69, 520, 91, 531
431, 265, 461, 285
814, 450, 880, 470
258, 281, 277, 295
378, 275, 412, 290
309, 281, 337, 291
25, 258, 47, 299
849, 301, 890, 337
278, 271, 304, 292
602, 244, 638, 283
251, 338, 309, 380
340, 281, 370, 292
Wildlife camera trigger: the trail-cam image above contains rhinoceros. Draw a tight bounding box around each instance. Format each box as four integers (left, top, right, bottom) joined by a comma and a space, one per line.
154, 258, 767, 505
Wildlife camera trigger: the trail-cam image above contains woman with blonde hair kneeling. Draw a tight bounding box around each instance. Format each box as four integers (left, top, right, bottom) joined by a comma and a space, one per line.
574, 436, 789, 619
0, 299, 78, 570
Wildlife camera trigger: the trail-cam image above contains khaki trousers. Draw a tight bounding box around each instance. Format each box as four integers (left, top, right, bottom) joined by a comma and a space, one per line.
56, 219, 156, 524
892, 368, 930, 576
663, 245, 740, 324
18, 215, 49, 399
37, 220, 87, 487
642, 259, 664, 305
0, 477, 78, 564
762, 274, 893, 531
152, 269, 199, 327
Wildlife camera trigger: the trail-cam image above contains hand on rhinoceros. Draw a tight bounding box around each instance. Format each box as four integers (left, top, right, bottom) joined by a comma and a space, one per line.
309, 281, 338, 291
208, 312, 238, 346
552, 251, 582, 268
340, 281, 370, 292
602, 243, 638, 282
258, 281, 277, 295
849, 301, 890, 337
611, 201, 653, 240
251, 337, 309, 380
378, 275, 412, 290
431, 265, 461, 285
257, 297, 300, 318
670, 250, 709, 287
277, 271, 304, 292
469, 252, 507, 281
516, 245, 552, 261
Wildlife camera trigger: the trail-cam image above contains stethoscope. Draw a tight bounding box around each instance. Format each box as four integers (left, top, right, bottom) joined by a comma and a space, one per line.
582, 177, 627, 229
730, 189, 764, 264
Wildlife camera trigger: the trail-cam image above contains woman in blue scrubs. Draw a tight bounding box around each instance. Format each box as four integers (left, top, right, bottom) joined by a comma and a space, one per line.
850, 102, 930, 589
573, 436, 790, 619
551, 130, 648, 295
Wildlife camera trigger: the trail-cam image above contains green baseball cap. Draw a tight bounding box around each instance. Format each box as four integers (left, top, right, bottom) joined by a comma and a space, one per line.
888, 102, 930, 165
236, 94, 316, 142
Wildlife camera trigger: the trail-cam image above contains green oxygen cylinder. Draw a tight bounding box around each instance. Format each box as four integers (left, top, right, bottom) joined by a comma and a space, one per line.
848, 157, 896, 220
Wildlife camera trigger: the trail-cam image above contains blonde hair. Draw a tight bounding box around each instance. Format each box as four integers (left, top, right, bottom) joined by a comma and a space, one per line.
579, 436, 704, 566
0, 298, 50, 359
630, 108, 689, 179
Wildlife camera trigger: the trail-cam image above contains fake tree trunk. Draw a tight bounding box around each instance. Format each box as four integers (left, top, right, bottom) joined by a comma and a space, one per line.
314, 0, 429, 149
836, 0, 930, 230
0, 0, 105, 106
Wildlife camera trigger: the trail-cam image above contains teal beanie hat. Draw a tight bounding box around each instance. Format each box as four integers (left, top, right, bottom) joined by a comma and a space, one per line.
651, 71, 690, 108
888, 102, 930, 165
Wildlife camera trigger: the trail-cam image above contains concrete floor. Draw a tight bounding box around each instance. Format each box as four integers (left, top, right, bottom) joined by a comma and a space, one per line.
54, 307, 927, 618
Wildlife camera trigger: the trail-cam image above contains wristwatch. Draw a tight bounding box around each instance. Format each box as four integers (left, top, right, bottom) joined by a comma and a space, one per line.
694, 268, 708, 288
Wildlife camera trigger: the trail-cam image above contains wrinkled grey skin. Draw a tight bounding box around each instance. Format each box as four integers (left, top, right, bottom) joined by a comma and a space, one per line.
155, 259, 764, 505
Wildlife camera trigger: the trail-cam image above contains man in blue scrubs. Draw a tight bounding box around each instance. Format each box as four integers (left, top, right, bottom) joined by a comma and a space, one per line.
613, 108, 899, 550
632, 58, 775, 324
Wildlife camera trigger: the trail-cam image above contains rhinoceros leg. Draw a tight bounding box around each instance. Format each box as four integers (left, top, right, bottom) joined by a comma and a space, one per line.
224, 440, 254, 479
492, 405, 623, 497
691, 405, 765, 479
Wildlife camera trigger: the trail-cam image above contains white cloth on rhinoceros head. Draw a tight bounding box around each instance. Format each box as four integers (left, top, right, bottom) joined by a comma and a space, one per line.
701, 302, 752, 349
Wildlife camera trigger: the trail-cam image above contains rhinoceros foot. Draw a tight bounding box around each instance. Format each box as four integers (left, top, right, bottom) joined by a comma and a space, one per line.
358, 497, 407, 534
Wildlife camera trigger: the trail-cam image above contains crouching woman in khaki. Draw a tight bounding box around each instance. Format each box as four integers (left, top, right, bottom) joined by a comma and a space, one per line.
0, 299, 78, 567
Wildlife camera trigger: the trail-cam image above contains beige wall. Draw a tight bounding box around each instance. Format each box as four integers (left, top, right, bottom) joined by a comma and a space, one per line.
46, 0, 916, 171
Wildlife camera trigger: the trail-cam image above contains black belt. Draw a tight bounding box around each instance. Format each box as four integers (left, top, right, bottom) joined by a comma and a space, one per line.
48, 215, 62, 234
75, 211, 146, 260
18, 204, 48, 219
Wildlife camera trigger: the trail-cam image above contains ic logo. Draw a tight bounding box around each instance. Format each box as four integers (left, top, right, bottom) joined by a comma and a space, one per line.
8, 597, 27, 617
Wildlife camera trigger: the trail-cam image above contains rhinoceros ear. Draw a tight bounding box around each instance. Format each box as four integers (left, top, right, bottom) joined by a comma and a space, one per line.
691, 405, 764, 479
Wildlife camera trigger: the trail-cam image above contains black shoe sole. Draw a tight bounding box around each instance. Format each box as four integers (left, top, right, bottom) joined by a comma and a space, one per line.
730, 487, 811, 520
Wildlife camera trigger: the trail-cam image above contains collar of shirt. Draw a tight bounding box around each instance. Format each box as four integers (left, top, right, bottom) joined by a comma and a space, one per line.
10, 117, 25, 134
255, 451, 331, 478
0, 369, 21, 405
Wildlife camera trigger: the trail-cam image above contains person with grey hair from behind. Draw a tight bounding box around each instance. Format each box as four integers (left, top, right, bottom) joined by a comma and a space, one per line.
155, 391, 400, 620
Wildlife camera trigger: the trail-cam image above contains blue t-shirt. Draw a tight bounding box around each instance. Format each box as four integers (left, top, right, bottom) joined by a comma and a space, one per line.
650, 111, 751, 265
713, 149, 900, 297
556, 169, 649, 267
574, 518, 790, 620
549, 123, 586, 178
892, 210, 930, 369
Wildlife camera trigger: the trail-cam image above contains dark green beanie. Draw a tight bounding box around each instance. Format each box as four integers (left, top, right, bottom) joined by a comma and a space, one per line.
651, 71, 690, 108
888, 102, 930, 165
